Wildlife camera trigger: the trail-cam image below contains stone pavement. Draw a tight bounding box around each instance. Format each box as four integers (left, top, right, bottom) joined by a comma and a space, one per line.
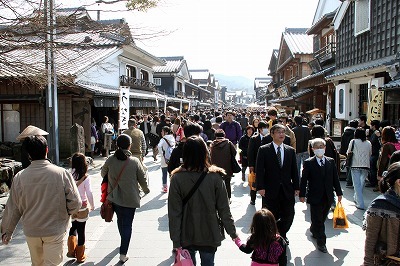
0, 152, 378, 266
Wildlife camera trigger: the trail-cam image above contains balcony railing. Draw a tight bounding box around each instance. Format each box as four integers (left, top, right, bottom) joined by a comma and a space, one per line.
120, 75, 156, 92
314, 43, 336, 64
175, 90, 186, 98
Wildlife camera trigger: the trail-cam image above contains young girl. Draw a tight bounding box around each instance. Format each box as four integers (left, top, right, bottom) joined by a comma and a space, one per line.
234, 209, 287, 266
67, 153, 95, 263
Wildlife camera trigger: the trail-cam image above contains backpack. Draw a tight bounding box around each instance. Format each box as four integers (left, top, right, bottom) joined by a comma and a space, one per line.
162, 137, 174, 164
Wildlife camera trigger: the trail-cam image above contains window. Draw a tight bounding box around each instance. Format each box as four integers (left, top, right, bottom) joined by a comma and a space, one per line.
355, 0, 370, 36
140, 70, 149, 81
177, 82, 182, 91
153, 78, 161, 86
126, 65, 136, 78
339, 89, 344, 114
358, 83, 368, 116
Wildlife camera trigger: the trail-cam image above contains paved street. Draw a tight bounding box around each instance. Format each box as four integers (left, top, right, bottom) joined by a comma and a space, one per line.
0, 153, 377, 266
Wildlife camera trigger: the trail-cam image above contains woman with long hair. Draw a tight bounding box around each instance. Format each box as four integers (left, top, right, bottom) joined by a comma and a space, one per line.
363, 162, 400, 265
347, 127, 372, 210
377, 126, 400, 181
101, 134, 150, 263
158, 126, 175, 193
168, 136, 238, 266
67, 153, 95, 263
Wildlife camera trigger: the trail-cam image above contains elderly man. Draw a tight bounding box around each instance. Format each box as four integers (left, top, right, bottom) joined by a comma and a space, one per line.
299, 138, 342, 253
1, 136, 81, 265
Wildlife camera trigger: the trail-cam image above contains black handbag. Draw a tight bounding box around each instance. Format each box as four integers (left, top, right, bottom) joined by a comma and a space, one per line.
345, 141, 355, 167
148, 132, 160, 147
230, 145, 241, 173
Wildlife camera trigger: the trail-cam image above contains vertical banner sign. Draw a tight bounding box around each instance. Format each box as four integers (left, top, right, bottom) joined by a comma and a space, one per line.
119, 86, 130, 130
367, 88, 384, 124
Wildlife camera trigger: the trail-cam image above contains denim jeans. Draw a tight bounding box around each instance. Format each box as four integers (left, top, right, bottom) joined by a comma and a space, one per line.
296, 151, 309, 178
113, 203, 136, 255
351, 168, 368, 209
187, 249, 216, 266
161, 167, 168, 186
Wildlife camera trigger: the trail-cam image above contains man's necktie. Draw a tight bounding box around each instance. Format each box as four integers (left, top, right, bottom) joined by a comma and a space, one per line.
320, 159, 324, 167
277, 146, 282, 167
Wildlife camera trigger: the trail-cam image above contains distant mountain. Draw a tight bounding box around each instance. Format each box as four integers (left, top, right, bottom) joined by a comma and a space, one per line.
214, 74, 253, 93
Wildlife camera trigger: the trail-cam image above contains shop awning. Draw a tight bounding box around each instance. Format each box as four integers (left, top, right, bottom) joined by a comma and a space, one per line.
167, 105, 179, 112
306, 108, 325, 115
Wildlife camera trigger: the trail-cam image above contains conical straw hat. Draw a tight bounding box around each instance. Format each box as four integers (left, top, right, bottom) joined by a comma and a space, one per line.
16, 125, 49, 140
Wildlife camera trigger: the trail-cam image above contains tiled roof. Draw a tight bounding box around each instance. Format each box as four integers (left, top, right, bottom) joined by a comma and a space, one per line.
0, 31, 123, 78
326, 55, 396, 79
154, 56, 185, 73
307, 10, 336, 35
380, 79, 400, 90
190, 69, 210, 80
297, 66, 335, 83
270, 88, 313, 103
283, 28, 313, 54
56, 7, 91, 19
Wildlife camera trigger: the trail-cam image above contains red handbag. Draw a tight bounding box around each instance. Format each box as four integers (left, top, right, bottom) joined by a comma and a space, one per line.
100, 159, 129, 222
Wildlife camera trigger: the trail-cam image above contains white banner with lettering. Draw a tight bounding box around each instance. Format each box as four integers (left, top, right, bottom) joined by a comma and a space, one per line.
119, 86, 130, 130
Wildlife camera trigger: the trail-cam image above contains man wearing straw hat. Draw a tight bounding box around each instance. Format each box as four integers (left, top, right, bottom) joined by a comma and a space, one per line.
16, 125, 49, 168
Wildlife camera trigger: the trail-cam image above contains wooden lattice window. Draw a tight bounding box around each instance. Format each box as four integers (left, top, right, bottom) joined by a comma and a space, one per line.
358, 83, 368, 116
355, 0, 371, 36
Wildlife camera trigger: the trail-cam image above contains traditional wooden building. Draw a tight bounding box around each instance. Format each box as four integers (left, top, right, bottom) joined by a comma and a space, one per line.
0, 7, 164, 159
326, 0, 400, 127
269, 28, 314, 113
297, 0, 341, 134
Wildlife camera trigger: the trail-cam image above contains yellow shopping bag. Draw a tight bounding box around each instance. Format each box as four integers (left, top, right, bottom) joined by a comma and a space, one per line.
333, 202, 349, 229
248, 172, 256, 191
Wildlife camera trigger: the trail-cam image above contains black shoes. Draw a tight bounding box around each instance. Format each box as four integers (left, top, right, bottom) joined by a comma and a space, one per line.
250, 200, 255, 205
317, 244, 328, 253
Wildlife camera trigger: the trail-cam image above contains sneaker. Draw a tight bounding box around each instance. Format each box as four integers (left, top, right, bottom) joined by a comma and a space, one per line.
317, 244, 328, 253
162, 186, 168, 193
250, 200, 255, 205
241, 174, 245, 182
119, 254, 129, 263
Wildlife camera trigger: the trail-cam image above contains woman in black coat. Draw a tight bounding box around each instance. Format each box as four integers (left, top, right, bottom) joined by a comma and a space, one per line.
238, 125, 255, 181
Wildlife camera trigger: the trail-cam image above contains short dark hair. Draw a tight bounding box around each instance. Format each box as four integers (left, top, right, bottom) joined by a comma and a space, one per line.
349, 120, 359, 128
184, 123, 202, 138
354, 127, 367, 141
311, 125, 325, 138
258, 121, 268, 130
23, 136, 47, 160
267, 108, 277, 116
162, 126, 173, 135
315, 119, 324, 126
370, 120, 380, 129
359, 115, 367, 122
215, 116, 223, 123
294, 115, 303, 126
128, 119, 137, 127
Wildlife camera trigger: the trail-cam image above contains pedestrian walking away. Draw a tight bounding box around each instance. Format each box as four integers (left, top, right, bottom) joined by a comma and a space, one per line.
233, 209, 287, 265
1, 136, 81, 266
66, 153, 95, 263
100, 134, 150, 263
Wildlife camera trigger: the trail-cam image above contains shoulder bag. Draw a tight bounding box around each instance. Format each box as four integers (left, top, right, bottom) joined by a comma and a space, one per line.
71, 175, 90, 220
182, 171, 208, 206
345, 140, 355, 168
230, 144, 241, 174
100, 159, 129, 222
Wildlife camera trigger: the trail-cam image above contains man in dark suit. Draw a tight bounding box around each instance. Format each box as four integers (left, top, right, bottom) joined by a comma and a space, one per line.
139, 114, 151, 155
299, 138, 343, 253
256, 124, 299, 244
247, 121, 269, 205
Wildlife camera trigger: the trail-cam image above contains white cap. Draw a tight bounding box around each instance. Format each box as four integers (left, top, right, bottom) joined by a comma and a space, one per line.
16, 125, 49, 140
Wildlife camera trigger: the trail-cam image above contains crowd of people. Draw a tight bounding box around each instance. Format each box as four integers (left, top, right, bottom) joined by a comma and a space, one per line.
1, 108, 400, 265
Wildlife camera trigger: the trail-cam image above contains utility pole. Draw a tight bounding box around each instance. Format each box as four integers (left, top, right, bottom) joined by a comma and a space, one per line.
44, 0, 59, 164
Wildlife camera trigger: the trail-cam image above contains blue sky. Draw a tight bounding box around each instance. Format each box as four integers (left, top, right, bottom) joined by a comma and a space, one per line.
63, 0, 319, 81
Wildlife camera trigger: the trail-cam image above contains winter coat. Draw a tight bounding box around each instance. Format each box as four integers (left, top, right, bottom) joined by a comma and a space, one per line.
339, 126, 356, 155
211, 138, 236, 178
158, 134, 176, 168
377, 142, 400, 176
168, 166, 238, 249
